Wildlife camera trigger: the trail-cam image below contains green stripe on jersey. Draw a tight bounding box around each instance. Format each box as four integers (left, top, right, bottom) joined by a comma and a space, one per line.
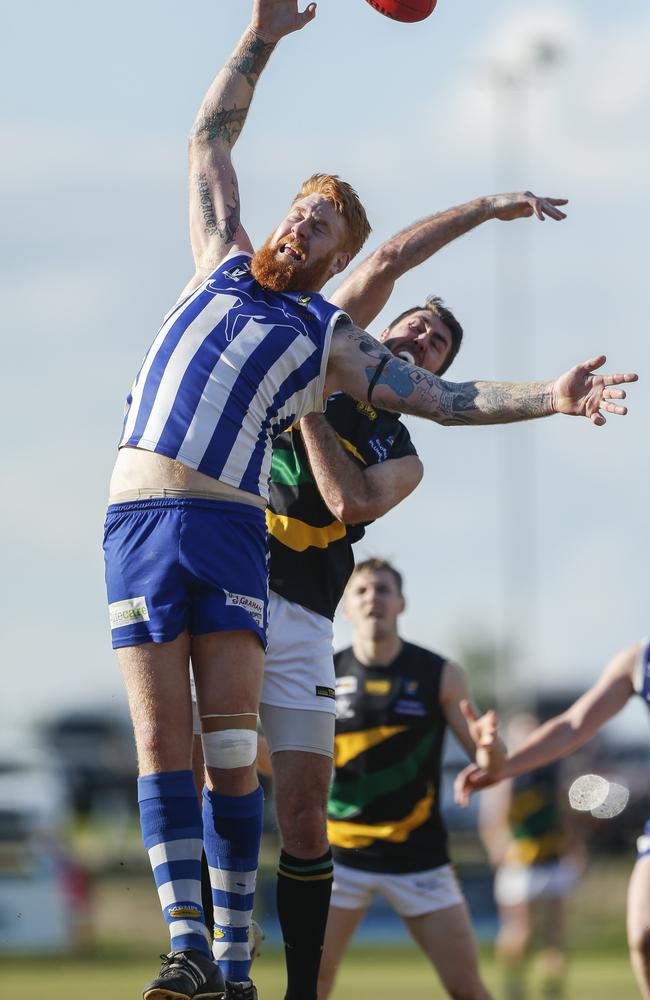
271, 445, 314, 487
328, 730, 436, 820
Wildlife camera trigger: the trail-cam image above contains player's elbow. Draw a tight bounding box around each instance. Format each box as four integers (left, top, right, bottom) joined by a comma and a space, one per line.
367, 242, 402, 281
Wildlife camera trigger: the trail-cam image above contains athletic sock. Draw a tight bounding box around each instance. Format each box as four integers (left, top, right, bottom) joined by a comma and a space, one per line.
138, 769, 210, 956
202, 785, 264, 983
277, 848, 334, 1000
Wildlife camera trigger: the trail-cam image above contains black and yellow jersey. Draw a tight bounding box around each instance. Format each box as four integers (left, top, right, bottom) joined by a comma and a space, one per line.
266, 393, 417, 621
328, 642, 450, 874
506, 764, 566, 866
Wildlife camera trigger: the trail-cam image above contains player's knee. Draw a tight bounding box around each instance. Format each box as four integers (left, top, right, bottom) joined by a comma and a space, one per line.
202, 727, 258, 793
497, 924, 529, 961
279, 799, 328, 855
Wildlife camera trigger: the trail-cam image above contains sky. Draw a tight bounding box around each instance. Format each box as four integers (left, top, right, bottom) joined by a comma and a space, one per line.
2, 0, 650, 740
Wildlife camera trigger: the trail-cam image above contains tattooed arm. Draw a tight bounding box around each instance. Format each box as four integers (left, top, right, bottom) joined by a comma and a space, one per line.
325, 321, 637, 426
331, 192, 568, 329
185, 0, 317, 285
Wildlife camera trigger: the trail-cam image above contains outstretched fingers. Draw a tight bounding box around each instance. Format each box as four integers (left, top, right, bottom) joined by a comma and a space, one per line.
537, 196, 569, 221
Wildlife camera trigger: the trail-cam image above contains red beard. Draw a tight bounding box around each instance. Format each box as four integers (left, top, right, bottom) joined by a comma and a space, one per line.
251, 237, 331, 293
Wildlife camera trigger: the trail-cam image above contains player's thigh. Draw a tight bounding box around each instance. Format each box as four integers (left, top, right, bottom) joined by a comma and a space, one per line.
117, 632, 193, 774
261, 591, 336, 714
628, 853, 650, 951
404, 901, 484, 991
192, 629, 265, 716
319, 905, 368, 997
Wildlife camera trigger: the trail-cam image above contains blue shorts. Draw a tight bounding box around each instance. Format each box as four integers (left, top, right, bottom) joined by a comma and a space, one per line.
103, 497, 269, 649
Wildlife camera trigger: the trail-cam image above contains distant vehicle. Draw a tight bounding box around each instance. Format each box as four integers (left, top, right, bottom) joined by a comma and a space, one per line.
39, 709, 137, 819
0, 732, 90, 954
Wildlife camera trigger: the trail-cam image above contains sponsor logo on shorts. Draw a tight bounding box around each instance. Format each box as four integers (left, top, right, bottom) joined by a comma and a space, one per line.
365, 679, 390, 695
316, 686, 335, 700
224, 590, 264, 628
167, 903, 202, 920
336, 675, 358, 695
109, 596, 150, 630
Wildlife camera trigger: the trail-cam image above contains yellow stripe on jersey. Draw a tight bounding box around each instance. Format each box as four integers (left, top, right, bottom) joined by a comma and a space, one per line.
327, 790, 435, 849
266, 511, 347, 552
334, 726, 408, 769
336, 435, 367, 465
505, 832, 564, 866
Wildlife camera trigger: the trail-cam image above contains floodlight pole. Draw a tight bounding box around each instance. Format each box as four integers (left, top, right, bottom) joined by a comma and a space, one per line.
488, 41, 563, 715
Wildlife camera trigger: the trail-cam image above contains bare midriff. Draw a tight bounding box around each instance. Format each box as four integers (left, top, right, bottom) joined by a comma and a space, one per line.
108, 447, 266, 510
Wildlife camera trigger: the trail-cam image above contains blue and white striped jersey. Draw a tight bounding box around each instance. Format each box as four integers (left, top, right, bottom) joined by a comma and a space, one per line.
634, 639, 650, 708
119, 252, 347, 500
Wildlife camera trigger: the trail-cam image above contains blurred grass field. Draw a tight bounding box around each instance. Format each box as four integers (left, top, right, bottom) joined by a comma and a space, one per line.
2, 854, 640, 998
2, 947, 640, 999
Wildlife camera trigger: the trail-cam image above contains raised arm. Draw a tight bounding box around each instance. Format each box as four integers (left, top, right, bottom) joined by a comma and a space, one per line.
330, 192, 568, 328
186, 0, 316, 282
326, 322, 637, 427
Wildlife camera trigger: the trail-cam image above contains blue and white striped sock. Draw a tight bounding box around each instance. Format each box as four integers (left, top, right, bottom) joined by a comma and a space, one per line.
202, 785, 264, 983
138, 769, 210, 957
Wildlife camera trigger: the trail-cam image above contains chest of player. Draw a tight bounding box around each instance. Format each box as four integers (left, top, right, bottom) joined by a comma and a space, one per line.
325, 394, 402, 467
334, 670, 434, 730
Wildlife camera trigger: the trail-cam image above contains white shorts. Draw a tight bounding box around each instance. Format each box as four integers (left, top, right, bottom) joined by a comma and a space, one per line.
261, 591, 336, 713
331, 861, 464, 918
494, 859, 581, 907
190, 591, 336, 755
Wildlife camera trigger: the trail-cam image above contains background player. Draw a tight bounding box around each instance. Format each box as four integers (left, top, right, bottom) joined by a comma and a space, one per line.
105, 0, 637, 996
316, 558, 502, 1000
456, 640, 650, 998
479, 713, 583, 1000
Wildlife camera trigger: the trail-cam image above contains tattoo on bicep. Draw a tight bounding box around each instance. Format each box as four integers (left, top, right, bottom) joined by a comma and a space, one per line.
192, 105, 249, 145
226, 31, 275, 87
195, 173, 241, 243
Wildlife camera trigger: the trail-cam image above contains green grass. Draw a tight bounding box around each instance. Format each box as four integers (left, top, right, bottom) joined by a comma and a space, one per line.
1, 947, 640, 999
2, 855, 638, 998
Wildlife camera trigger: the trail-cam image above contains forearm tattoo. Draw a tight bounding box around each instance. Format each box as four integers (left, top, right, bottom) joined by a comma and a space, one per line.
372, 357, 553, 425
342, 325, 553, 425
195, 173, 240, 242
226, 29, 275, 88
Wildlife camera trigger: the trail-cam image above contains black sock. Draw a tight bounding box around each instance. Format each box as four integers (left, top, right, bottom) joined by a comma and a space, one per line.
201, 851, 214, 942
277, 849, 333, 1000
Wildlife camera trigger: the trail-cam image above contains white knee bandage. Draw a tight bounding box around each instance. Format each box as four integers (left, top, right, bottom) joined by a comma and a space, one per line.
201, 728, 257, 769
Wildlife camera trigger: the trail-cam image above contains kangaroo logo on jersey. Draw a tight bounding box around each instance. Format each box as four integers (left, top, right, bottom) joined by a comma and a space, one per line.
223, 263, 251, 282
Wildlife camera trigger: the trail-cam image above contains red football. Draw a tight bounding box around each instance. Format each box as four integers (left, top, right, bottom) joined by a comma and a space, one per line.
364, 0, 437, 23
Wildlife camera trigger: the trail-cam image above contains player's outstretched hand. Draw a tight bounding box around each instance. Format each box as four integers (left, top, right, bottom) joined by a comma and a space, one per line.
551, 355, 638, 425
454, 762, 495, 807
459, 699, 504, 775
491, 191, 568, 222
252, 0, 317, 42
